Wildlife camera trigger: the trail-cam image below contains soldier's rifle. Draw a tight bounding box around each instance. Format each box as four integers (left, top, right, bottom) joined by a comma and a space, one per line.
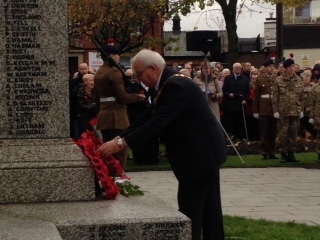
90, 38, 140, 94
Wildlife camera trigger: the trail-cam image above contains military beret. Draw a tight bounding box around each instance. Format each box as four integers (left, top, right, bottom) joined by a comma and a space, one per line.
283, 59, 295, 68
101, 44, 120, 55
264, 60, 275, 67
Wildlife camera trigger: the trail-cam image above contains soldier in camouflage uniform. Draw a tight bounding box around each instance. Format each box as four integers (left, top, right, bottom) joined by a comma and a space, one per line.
272, 59, 304, 162
306, 83, 320, 162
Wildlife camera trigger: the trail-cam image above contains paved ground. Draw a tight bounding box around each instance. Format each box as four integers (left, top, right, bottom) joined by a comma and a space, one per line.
128, 168, 320, 226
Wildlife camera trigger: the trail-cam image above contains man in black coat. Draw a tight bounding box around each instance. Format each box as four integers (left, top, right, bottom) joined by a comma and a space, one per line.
222, 62, 250, 140
97, 49, 226, 240
69, 63, 89, 139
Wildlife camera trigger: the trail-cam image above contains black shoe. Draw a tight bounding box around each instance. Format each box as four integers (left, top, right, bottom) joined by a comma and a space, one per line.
261, 154, 268, 160
280, 152, 288, 162
269, 154, 279, 159
287, 152, 299, 163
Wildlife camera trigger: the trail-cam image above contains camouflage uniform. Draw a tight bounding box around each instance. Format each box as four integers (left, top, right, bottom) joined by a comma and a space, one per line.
272, 73, 303, 157
306, 83, 320, 159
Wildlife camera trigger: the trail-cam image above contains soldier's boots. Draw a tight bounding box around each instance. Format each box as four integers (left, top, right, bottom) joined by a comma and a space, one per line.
280, 152, 299, 163
280, 152, 288, 162
287, 152, 299, 162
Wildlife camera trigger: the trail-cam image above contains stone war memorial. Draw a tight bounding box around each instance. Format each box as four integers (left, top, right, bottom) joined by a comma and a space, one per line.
0, 0, 190, 239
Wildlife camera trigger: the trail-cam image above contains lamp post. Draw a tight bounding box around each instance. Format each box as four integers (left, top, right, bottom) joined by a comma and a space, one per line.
276, 3, 283, 62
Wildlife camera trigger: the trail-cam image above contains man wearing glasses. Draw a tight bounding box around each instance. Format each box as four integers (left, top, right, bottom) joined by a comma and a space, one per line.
98, 49, 226, 240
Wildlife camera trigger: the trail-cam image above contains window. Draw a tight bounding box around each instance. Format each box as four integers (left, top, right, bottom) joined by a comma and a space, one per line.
283, 0, 320, 24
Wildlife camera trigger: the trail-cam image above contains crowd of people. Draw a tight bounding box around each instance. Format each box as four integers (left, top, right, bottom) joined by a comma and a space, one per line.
174, 57, 320, 163
69, 52, 320, 166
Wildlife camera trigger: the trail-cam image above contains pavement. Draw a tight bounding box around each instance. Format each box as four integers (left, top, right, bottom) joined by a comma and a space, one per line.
128, 167, 320, 226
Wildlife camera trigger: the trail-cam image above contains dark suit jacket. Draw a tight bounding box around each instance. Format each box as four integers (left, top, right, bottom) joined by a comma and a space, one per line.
222, 74, 250, 112
120, 67, 227, 183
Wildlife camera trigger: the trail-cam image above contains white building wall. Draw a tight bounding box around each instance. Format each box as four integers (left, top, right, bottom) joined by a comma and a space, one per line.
283, 49, 320, 67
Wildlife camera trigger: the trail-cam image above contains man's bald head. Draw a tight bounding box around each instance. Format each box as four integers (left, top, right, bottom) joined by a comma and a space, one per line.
125, 69, 134, 77
78, 63, 88, 76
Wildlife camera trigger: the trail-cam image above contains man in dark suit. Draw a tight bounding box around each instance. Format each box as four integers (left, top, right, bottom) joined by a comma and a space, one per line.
222, 62, 250, 140
97, 49, 226, 240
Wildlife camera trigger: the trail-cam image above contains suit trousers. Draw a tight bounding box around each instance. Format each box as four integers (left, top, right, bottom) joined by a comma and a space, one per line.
223, 111, 246, 140
259, 115, 277, 155
101, 129, 128, 170
177, 169, 224, 240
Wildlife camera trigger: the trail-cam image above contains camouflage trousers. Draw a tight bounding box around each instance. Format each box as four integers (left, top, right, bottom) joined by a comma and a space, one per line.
278, 116, 300, 153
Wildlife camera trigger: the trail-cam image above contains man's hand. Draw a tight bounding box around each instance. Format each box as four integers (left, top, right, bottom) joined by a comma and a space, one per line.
229, 93, 234, 98
253, 113, 259, 119
242, 100, 246, 105
274, 112, 280, 119
309, 118, 314, 125
300, 112, 304, 119
97, 137, 127, 158
138, 94, 146, 102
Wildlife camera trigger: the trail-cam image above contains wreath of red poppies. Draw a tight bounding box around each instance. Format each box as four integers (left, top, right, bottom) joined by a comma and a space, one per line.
74, 130, 129, 199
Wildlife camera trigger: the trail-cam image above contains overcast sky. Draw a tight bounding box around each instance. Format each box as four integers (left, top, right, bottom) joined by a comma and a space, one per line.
163, 2, 276, 38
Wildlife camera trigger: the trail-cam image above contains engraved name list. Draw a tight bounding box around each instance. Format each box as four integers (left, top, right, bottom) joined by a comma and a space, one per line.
2, 0, 57, 138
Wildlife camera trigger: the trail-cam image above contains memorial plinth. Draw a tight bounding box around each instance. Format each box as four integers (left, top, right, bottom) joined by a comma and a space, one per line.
0, 138, 95, 203
0, 193, 192, 240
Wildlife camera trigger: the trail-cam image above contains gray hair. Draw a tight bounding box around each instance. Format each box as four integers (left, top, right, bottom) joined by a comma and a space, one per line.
233, 62, 242, 68
132, 49, 166, 68
301, 69, 312, 78
222, 68, 230, 74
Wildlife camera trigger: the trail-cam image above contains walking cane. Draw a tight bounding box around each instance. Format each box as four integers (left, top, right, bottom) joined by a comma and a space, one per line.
242, 102, 249, 141
210, 106, 245, 165
202, 57, 245, 164
202, 52, 245, 164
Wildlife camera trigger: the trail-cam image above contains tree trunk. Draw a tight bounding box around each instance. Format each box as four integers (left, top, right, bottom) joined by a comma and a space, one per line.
225, 19, 239, 68
216, 0, 239, 68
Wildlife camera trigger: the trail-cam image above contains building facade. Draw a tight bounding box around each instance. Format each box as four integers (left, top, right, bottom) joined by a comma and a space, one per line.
279, 1, 320, 67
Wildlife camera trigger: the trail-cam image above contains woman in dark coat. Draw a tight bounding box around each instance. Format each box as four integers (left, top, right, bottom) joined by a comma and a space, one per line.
77, 73, 98, 138
311, 63, 320, 84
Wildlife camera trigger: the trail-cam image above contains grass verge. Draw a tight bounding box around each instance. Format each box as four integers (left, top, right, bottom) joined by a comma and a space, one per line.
126, 152, 320, 172
223, 215, 320, 240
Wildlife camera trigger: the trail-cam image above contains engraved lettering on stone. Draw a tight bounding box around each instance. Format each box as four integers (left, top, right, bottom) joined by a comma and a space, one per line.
87, 225, 127, 240
1, 0, 54, 137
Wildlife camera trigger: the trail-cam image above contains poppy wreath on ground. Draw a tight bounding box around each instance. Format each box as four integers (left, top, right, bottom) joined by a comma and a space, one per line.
74, 131, 128, 199
226, 135, 317, 155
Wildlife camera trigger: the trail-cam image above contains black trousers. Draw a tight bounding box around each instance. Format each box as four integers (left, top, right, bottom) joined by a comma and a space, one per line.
223, 111, 246, 140
178, 169, 224, 240
132, 138, 159, 165
259, 115, 277, 155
